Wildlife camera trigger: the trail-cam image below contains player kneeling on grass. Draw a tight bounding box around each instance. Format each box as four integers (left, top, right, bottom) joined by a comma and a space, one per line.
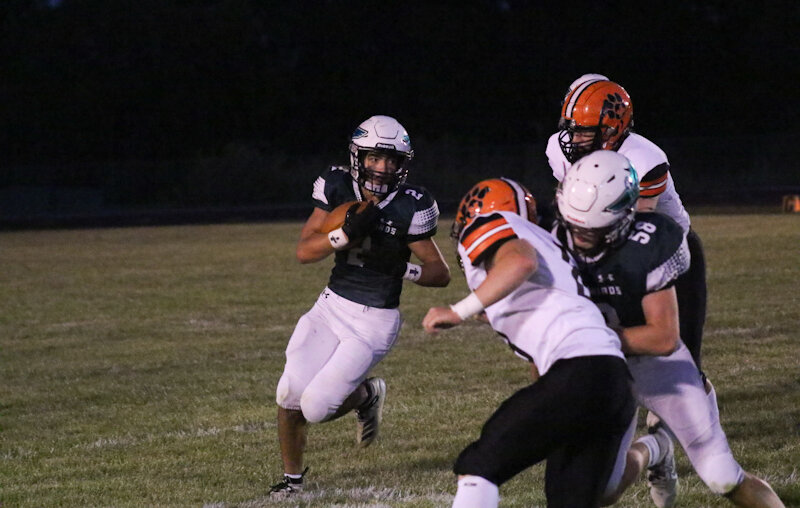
270, 115, 450, 498
553, 150, 784, 508
423, 178, 637, 508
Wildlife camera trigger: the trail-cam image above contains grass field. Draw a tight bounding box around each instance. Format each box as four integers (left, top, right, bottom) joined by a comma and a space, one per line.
2, 213, 799, 507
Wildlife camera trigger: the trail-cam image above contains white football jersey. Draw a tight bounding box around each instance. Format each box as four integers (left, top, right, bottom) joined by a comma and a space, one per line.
546, 132, 691, 233
457, 211, 623, 375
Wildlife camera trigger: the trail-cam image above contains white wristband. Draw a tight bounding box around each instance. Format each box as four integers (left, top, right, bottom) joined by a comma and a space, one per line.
328, 227, 349, 249
450, 292, 484, 321
403, 262, 422, 281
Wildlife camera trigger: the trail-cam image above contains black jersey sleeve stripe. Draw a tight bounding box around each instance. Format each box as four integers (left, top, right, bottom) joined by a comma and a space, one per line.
461, 213, 506, 243
639, 162, 669, 184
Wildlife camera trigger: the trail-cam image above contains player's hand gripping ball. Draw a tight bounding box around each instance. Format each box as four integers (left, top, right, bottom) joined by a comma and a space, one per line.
319, 200, 379, 246
319, 201, 369, 233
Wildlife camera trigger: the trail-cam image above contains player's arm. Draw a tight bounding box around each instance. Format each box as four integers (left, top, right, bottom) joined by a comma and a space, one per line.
636, 196, 659, 212
636, 162, 669, 212
615, 286, 679, 355
297, 202, 378, 263
407, 238, 451, 287
296, 207, 337, 264
422, 238, 537, 334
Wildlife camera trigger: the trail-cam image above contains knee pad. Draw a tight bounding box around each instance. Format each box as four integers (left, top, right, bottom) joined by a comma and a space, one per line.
685, 424, 744, 495
452, 476, 499, 508
276, 372, 302, 410
300, 338, 377, 423
694, 452, 745, 494
300, 387, 337, 423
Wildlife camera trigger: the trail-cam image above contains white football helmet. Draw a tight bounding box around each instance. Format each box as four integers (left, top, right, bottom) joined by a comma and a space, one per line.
349, 115, 414, 197
556, 150, 639, 254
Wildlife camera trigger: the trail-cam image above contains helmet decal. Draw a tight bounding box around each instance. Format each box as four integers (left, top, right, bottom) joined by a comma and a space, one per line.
602, 93, 626, 124
452, 178, 536, 241
348, 115, 413, 197
459, 184, 493, 224
559, 80, 633, 163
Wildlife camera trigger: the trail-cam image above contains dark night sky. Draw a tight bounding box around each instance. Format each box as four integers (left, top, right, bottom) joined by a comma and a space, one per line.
2, 0, 798, 166
0, 0, 799, 216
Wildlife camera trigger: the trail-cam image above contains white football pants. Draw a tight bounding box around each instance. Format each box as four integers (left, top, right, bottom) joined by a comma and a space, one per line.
625, 341, 744, 495
276, 287, 401, 423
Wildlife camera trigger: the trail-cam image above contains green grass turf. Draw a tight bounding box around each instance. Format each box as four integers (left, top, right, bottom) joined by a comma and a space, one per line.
1, 214, 798, 507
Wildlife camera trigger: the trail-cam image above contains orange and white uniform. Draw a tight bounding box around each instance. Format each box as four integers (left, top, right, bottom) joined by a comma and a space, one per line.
546, 132, 691, 233
457, 210, 623, 375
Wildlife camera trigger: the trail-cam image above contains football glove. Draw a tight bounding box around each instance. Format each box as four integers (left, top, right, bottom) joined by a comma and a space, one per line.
342, 201, 379, 241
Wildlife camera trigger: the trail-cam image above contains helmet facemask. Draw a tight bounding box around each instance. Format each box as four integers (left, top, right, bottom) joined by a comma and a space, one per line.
348, 115, 413, 198
350, 147, 409, 198
557, 120, 607, 164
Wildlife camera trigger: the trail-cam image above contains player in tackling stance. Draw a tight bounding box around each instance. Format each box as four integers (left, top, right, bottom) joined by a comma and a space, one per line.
554, 150, 784, 508
546, 75, 715, 503
423, 178, 637, 507
547, 76, 708, 382
269, 115, 450, 497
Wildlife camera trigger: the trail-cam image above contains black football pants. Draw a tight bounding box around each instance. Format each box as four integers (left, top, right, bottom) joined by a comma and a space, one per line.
675, 228, 707, 372
453, 355, 635, 508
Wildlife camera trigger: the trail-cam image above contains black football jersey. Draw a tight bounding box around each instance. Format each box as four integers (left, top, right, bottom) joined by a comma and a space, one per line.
555, 212, 690, 328
311, 166, 439, 308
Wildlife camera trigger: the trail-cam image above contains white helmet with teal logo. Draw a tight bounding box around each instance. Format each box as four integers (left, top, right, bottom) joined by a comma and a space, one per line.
556, 150, 639, 253
349, 115, 413, 197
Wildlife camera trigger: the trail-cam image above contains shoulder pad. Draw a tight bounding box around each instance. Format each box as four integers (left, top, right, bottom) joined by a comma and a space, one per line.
312, 165, 355, 210
397, 183, 434, 203
630, 212, 689, 291
619, 134, 669, 179
460, 213, 518, 266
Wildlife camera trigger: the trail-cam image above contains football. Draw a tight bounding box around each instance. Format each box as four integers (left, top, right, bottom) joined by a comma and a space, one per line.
319, 200, 369, 233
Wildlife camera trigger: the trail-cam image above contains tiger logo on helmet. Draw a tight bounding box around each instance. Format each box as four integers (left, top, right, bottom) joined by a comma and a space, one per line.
451, 178, 537, 241
451, 178, 537, 272
558, 80, 633, 163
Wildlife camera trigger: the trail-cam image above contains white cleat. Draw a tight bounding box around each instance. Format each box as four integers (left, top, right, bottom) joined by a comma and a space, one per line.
355, 377, 386, 448
648, 426, 679, 508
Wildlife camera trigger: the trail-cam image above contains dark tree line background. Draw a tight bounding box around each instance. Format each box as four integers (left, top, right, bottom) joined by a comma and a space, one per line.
1, 1, 799, 225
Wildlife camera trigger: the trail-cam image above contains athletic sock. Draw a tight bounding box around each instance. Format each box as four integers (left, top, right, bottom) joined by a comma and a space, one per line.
635, 434, 667, 468
452, 475, 499, 508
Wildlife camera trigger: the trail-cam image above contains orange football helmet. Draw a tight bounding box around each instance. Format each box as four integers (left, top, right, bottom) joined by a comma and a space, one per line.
451, 178, 537, 241
558, 80, 633, 163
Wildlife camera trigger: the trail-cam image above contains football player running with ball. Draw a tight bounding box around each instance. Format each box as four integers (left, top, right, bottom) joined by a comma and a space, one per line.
423, 178, 638, 508
554, 150, 784, 508
269, 115, 450, 498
